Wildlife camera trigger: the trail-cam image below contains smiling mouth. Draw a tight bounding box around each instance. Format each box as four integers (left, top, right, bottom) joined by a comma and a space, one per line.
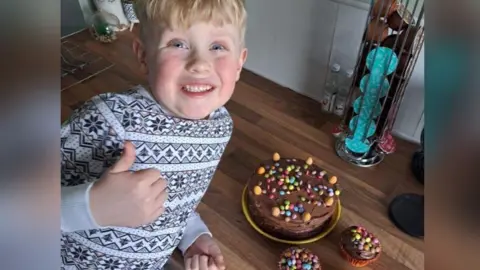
181, 85, 215, 93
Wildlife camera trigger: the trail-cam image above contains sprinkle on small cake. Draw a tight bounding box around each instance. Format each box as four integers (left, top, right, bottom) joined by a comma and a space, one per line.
279, 247, 321, 270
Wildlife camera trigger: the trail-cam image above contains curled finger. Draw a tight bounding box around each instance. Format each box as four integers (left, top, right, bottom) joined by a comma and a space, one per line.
135, 168, 162, 185
149, 204, 165, 222
213, 255, 225, 270
199, 255, 209, 270
155, 188, 168, 205
151, 177, 167, 189
192, 255, 200, 270
185, 257, 192, 270
207, 257, 219, 270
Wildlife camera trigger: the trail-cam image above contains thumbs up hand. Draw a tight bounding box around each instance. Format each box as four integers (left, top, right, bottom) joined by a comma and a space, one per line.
89, 141, 168, 228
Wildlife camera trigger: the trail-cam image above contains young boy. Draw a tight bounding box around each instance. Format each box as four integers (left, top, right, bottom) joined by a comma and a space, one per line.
60, 0, 247, 269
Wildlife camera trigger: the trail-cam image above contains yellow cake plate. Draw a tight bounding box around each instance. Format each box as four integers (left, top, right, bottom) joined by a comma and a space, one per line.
241, 186, 342, 245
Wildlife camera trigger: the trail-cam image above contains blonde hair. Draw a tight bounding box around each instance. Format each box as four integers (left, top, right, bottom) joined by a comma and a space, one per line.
134, 0, 247, 45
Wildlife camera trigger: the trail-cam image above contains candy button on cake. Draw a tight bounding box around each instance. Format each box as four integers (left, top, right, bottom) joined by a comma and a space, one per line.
278, 247, 321, 270
339, 226, 382, 267
246, 153, 341, 240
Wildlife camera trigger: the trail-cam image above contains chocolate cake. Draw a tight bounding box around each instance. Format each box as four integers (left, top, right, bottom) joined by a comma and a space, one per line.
246, 153, 341, 240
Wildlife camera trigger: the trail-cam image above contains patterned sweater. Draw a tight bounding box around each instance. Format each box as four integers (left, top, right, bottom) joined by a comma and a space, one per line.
60, 86, 233, 269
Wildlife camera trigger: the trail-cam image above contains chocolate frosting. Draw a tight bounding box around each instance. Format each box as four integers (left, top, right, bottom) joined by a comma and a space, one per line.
340, 226, 382, 260
246, 157, 340, 240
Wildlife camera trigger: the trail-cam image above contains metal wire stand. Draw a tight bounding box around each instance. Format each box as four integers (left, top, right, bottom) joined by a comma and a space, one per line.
335, 0, 424, 167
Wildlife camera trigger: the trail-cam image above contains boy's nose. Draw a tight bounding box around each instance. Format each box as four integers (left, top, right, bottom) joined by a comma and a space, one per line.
186, 53, 212, 75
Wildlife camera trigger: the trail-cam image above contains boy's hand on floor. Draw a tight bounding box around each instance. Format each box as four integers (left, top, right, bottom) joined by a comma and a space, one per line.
89, 141, 168, 228
184, 235, 226, 270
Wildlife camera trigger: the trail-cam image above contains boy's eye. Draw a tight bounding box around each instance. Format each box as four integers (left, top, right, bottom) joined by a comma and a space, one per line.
210, 44, 226, 51
167, 40, 188, 49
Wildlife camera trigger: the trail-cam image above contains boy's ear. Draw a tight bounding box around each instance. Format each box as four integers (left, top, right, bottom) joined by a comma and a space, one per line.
132, 37, 148, 74
236, 48, 248, 81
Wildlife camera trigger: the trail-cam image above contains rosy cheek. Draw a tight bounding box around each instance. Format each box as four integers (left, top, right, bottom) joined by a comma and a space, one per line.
214, 56, 237, 75
155, 53, 184, 77
158, 52, 181, 66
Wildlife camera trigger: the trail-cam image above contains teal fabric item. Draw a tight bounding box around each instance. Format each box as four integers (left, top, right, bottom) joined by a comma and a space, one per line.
345, 137, 370, 154
346, 46, 400, 153
360, 74, 390, 98
354, 97, 382, 118
366, 47, 399, 75
349, 116, 376, 138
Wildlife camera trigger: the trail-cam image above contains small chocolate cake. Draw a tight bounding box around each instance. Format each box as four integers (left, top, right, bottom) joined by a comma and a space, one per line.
246, 153, 341, 240
278, 247, 321, 270
339, 226, 382, 267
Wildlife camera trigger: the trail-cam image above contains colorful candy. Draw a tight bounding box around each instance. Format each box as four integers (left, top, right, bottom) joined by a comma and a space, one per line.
272, 207, 281, 217
273, 152, 281, 161
324, 197, 334, 206
257, 167, 265, 175
328, 176, 337, 184
306, 157, 313, 165
303, 212, 312, 222
253, 185, 262, 195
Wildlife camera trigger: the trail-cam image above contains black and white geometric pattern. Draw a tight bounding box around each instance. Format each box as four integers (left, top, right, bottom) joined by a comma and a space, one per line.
61, 86, 233, 269
122, 2, 139, 23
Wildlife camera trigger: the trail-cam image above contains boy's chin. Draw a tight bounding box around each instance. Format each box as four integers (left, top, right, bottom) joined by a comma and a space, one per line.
174, 108, 215, 120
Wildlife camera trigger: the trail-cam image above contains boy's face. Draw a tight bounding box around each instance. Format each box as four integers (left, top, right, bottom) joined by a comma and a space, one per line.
133, 22, 247, 120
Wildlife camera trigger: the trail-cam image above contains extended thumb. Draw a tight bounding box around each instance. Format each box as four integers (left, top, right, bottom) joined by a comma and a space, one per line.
110, 141, 136, 173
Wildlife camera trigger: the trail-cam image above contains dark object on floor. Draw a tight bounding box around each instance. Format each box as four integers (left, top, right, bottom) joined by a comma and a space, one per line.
388, 193, 424, 238
411, 151, 424, 184
411, 129, 424, 184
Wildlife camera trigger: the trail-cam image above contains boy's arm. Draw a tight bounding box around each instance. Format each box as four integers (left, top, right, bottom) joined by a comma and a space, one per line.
60, 95, 124, 232
177, 211, 212, 254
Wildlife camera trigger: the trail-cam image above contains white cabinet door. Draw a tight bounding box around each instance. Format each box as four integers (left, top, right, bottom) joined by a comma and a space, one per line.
244, 0, 339, 102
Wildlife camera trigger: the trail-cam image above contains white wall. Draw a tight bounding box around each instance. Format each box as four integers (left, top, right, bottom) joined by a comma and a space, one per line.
78, 0, 96, 22
244, 0, 424, 143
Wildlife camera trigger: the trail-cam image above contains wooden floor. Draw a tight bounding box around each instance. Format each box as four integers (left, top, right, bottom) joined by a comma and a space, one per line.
61, 28, 424, 270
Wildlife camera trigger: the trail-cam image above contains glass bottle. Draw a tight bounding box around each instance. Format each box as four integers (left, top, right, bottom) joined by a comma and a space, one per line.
321, 63, 341, 113
333, 69, 354, 116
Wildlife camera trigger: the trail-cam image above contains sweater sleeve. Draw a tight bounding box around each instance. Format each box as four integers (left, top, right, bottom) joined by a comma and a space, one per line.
60, 94, 125, 232
61, 183, 100, 232
177, 211, 212, 254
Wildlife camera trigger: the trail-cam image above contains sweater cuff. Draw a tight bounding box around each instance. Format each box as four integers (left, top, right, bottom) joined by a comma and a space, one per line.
177, 213, 212, 254
61, 182, 101, 232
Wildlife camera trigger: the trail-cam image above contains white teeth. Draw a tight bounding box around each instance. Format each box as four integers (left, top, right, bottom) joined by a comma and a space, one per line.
183, 85, 213, 92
